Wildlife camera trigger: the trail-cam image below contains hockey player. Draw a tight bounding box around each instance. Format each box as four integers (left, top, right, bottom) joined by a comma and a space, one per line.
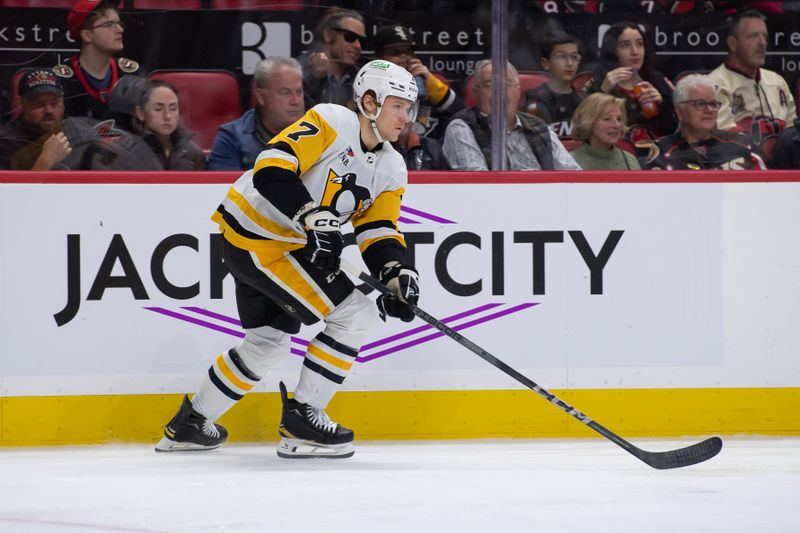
155, 60, 421, 459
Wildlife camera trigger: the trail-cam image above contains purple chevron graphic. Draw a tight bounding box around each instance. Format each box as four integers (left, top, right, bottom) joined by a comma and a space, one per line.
400, 205, 456, 224
144, 301, 537, 362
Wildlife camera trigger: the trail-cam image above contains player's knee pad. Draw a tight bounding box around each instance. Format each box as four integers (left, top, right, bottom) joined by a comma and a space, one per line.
324, 289, 378, 343
235, 324, 290, 378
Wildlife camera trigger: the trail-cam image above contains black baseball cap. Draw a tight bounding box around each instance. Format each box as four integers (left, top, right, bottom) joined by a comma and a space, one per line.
19, 69, 64, 99
372, 25, 416, 54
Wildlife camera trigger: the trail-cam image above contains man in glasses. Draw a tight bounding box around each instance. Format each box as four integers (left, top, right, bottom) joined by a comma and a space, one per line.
54, 0, 142, 119
523, 32, 584, 140
645, 74, 765, 170
301, 8, 366, 108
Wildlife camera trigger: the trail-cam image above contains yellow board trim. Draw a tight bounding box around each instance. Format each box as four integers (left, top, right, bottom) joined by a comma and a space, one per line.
2, 388, 798, 446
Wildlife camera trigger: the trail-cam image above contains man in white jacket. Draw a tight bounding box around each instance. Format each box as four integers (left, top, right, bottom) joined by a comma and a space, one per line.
707, 9, 796, 132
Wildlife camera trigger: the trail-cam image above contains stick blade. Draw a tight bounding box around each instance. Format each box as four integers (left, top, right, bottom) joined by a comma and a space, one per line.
636, 436, 723, 470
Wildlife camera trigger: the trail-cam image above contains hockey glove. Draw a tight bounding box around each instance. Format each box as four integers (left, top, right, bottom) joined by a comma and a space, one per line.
301, 206, 344, 274
377, 261, 419, 322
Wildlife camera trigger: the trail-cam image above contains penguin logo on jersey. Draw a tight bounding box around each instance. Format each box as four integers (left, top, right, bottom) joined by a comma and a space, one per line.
321, 168, 372, 220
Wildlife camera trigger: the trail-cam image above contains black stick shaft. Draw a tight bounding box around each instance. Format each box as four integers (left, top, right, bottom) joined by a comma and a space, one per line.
342, 261, 722, 469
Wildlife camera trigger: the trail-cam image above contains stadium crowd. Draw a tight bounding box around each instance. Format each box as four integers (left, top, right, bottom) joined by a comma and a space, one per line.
1, 0, 798, 171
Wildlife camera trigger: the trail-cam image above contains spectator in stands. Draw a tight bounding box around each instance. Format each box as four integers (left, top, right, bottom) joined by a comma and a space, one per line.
0, 69, 71, 170
644, 74, 766, 170
105, 74, 149, 134
771, 118, 800, 169
373, 24, 463, 141
299, 8, 366, 108
523, 32, 583, 139
442, 59, 580, 171
706, 9, 796, 132
372, 24, 455, 170
55, 0, 142, 119
135, 80, 206, 170
570, 93, 640, 170
582, 21, 676, 141
208, 57, 305, 171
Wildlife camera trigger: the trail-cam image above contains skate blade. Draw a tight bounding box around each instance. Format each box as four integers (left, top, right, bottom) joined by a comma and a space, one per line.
154, 436, 222, 452
276, 437, 354, 459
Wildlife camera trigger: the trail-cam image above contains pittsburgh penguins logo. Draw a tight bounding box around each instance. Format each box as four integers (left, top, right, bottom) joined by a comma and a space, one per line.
321, 169, 372, 220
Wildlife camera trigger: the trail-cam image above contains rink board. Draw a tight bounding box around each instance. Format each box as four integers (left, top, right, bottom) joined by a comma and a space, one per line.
1, 171, 799, 444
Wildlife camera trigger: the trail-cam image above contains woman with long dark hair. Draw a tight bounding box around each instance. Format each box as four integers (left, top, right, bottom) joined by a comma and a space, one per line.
583, 21, 677, 140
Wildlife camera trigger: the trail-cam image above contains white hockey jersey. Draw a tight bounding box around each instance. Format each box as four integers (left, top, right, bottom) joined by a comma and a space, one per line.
707, 63, 796, 131
212, 103, 408, 266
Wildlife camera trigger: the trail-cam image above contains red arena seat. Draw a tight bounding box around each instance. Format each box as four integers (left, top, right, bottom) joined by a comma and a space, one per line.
9, 68, 27, 120
132, 0, 202, 8
464, 72, 549, 108
571, 71, 594, 94
212, 0, 307, 10
149, 70, 242, 151
0, 1, 74, 6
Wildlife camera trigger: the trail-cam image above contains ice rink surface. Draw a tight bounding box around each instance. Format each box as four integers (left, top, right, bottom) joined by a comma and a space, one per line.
0, 437, 797, 533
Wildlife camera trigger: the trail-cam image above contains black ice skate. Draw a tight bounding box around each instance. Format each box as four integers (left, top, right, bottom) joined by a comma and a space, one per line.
154, 395, 228, 452
277, 382, 355, 459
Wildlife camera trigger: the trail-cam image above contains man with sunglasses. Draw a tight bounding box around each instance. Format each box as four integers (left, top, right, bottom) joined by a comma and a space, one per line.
54, 0, 142, 120
301, 8, 366, 108
645, 74, 766, 170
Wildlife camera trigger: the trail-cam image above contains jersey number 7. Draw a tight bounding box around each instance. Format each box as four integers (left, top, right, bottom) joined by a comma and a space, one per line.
286, 121, 320, 142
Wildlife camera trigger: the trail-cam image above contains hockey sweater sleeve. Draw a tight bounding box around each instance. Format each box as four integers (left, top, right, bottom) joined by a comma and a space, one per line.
351, 187, 407, 276
251, 108, 337, 220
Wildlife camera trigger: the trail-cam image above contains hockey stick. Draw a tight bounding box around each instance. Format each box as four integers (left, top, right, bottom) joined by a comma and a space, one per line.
340, 261, 722, 470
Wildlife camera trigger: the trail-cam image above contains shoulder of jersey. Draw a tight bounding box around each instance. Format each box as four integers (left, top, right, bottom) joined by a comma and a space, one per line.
117, 57, 141, 74
53, 64, 74, 78
760, 68, 790, 87
312, 103, 358, 128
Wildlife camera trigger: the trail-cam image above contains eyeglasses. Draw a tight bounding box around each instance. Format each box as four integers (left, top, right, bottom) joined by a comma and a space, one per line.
681, 99, 721, 111
89, 20, 125, 31
550, 53, 582, 63
333, 28, 367, 45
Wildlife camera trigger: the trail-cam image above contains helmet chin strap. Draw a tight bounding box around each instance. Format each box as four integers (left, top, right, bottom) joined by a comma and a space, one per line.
368, 115, 385, 144
358, 98, 385, 145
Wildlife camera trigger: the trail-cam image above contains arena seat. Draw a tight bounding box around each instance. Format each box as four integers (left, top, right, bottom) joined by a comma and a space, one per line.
560, 138, 583, 152
0, 1, 74, 6
8, 69, 27, 120
211, 0, 307, 9
131, 0, 202, 8
464, 72, 549, 108
571, 71, 593, 94
149, 70, 242, 151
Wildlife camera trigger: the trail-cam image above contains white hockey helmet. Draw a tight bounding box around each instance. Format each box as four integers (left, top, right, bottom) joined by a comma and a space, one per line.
353, 59, 419, 123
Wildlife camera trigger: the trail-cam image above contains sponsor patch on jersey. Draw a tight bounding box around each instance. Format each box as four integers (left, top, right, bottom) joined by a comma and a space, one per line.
336, 146, 355, 167
731, 93, 745, 115
117, 57, 140, 73
52, 64, 74, 78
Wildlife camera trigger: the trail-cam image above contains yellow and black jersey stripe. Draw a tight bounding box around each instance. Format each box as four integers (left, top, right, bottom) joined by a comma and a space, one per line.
212, 103, 410, 272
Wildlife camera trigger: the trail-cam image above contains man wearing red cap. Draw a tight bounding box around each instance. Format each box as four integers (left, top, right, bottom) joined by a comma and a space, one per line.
54, 0, 141, 119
